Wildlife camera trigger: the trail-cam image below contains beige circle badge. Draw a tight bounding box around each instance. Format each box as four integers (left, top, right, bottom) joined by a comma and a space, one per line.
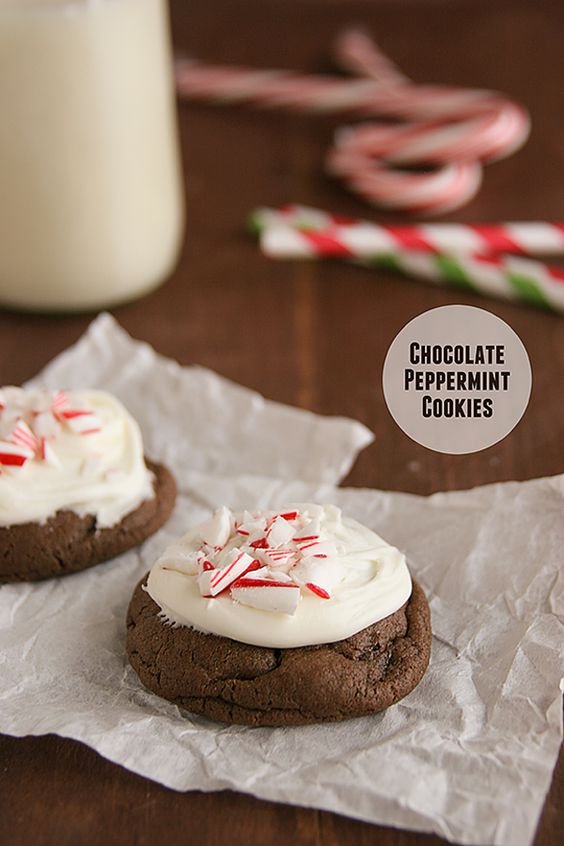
382, 305, 532, 454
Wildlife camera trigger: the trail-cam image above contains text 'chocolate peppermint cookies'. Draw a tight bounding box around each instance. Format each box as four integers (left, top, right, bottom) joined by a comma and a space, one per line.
0, 387, 176, 582
126, 504, 431, 726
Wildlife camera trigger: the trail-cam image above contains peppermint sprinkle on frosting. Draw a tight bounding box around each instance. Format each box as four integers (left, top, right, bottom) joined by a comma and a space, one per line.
0, 388, 154, 528
148, 504, 413, 648
159, 505, 345, 615
0, 387, 101, 473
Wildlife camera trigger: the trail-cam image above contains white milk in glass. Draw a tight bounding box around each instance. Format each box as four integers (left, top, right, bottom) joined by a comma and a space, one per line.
0, 0, 184, 310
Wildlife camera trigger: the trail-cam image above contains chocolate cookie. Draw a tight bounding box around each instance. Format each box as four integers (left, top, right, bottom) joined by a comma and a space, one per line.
126, 576, 431, 726
0, 460, 176, 583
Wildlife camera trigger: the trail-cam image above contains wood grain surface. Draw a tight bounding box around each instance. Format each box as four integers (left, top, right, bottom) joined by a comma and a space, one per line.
0, 1, 562, 844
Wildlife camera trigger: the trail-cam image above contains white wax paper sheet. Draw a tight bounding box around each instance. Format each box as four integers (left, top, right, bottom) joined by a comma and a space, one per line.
0, 316, 562, 846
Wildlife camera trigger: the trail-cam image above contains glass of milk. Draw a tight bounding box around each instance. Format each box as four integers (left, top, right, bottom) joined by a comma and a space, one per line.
0, 0, 184, 311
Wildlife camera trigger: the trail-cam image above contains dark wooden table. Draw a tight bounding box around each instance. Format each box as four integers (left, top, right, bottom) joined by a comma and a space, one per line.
0, 1, 562, 844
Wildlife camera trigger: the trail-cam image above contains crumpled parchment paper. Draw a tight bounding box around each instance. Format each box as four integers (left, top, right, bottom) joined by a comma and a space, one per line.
0, 315, 561, 846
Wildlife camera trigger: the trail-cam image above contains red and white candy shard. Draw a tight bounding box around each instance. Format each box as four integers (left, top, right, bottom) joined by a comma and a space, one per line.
41, 439, 62, 468
10, 420, 40, 454
199, 505, 232, 548
291, 557, 340, 596
208, 549, 255, 595
255, 547, 294, 568
245, 565, 269, 579
235, 511, 266, 538
266, 515, 296, 547
0, 439, 34, 467
33, 411, 62, 440
294, 515, 321, 539
60, 409, 102, 435
0, 386, 104, 472
197, 569, 215, 597
230, 578, 301, 614
161, 547, 205, 575
296, 539, 337, 559
176, 505, 345, 614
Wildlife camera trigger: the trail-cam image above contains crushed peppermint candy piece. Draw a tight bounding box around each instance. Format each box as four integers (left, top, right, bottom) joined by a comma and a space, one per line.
166, 505, 346, 615
208, 549, 254, 596
231, 579, 301, 615
298, 503, 325, 520
244, 564, 269, 579
266, 515, 296, 547
61, 409, 102, 435
265, 570, 293, 582
291, 557, 340, 597
249, 536, 269, 549
33, 411, 62, 440
276, 510, 299, 521
160, 547, 204, 575
197, 569, 215, 597
257, 547, 294, 562
0, 386, 27, 410
41, 439, 62, 468
199, 505, 232, 548
294, 515, 321, 538
0, 440, 33, 467
236, 511, 267, 537
10, 420, 41, 455
51, 390, 70, 413
255, 549, 294, 574
0, 387, 105, 468
298, 539, 338, 559
305, 583, 331, 599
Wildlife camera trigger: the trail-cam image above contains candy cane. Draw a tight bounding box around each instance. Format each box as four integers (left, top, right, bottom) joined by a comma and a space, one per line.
175, 29, 530, 213
256, 222, 564, 311
252, 206, 564, 258
373, 250, 564, 311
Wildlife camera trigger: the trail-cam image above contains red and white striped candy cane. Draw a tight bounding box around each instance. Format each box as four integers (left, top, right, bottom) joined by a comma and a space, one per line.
255, 221, 564, 312
254, 205, 564, 257
175, 29, 530, 214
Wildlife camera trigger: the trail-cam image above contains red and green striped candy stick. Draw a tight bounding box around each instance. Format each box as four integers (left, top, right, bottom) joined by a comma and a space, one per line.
250, 208, 564, 312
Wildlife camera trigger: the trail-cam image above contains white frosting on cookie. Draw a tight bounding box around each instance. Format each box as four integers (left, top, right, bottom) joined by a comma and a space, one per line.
0, 387, 154, 528
147, 504, 412, 648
